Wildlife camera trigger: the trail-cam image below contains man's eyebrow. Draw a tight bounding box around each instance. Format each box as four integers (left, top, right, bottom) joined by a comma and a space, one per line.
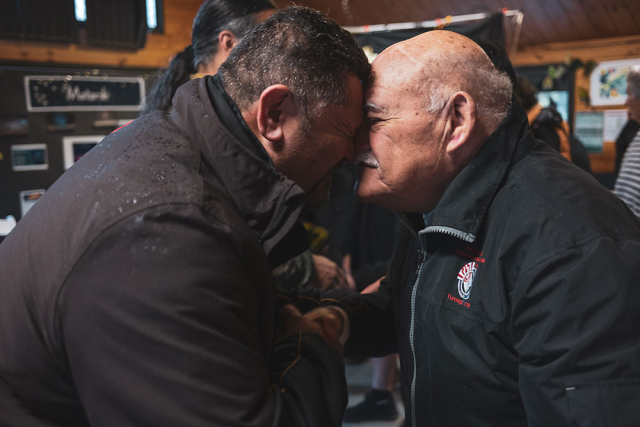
364, 102, 386, 114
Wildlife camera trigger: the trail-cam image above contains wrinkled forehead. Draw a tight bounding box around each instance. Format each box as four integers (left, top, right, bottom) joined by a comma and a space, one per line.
367, 49, 421, 92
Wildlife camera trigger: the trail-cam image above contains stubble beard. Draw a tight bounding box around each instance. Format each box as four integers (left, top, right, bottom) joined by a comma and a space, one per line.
305, 171, 333, 209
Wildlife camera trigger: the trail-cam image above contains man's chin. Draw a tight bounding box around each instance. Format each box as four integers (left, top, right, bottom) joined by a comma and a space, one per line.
305, 173, 333, 209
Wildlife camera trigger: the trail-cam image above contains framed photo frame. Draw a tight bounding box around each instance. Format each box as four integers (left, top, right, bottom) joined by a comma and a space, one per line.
19, 189, 45, 217
11, 144, 49, 171
62, 135, 105, 169
590, 59, 640, 106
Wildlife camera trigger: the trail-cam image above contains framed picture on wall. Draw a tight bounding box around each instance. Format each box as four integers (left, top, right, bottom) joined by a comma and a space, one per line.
11, 144, 48, 171
62, 135, 105, 169
19, 189, 45, 217
590, 59, 640, 106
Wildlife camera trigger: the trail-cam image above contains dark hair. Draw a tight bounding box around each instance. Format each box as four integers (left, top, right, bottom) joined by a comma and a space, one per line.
476, 39, 517, 89
140, 0, 275, 116
219, 6, 370, 129
515, 76, 539, 112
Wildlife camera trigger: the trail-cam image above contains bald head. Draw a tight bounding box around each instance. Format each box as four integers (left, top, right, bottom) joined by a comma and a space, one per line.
373, 31, 512, 135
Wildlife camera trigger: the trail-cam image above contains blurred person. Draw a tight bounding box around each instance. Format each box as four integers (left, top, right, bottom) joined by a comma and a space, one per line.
614, 118, 639, 175
342, 197, 402, 423
515, 77, 592, 174
0, 7, 370, 427
613, 69, 640, 216
140, 0, 276, 116
302, 30, 640, 426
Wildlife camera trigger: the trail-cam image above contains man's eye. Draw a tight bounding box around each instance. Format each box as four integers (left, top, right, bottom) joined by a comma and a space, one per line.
367, 117, 384, 132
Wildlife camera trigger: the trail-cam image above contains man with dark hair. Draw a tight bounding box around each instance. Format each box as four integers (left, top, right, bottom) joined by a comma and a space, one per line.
0, 7, 368, 427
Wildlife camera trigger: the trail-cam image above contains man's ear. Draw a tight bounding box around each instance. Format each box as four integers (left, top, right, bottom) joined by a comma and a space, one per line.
444, 91, 477, 154
218, 30, 238, 56
256, 85, 299, 146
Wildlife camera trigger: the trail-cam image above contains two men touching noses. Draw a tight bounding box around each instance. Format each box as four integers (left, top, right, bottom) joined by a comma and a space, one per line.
1, 6, 638, 427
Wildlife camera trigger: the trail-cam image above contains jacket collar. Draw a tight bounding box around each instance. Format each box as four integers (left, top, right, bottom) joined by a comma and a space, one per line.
169, 77, 309, 267
400, 99, 535, 242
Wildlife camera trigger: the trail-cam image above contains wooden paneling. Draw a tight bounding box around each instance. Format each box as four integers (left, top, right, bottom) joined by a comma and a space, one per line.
274, 0, 640, 49
0, 0, 201, 69
1, 0, 636, 65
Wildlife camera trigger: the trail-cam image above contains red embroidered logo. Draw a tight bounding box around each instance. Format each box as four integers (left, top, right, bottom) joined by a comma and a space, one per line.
454, 246, 485, 263
457, 261, 478, 300
447, 293, 470, 308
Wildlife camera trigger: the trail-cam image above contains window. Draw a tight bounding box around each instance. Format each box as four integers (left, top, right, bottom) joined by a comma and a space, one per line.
74, 0, 162, 33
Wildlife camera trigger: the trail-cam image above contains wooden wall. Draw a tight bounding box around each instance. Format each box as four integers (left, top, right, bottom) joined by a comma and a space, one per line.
512, 35, 640, 174
0, 0, 202, 69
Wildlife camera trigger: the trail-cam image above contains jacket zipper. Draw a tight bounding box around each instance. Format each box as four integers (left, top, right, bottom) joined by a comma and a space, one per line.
396, 214, 476, 426
410, 249, 425, 427
421, 225, 475, 243
395, 213, 423, 427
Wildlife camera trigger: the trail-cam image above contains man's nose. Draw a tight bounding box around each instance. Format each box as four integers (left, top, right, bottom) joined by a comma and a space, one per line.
344, 138, 356, 163
354, 123, 371, 154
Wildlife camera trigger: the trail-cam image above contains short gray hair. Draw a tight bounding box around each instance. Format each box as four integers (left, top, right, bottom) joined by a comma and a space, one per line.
422, 63, 513, 132
628, 70, 640, 98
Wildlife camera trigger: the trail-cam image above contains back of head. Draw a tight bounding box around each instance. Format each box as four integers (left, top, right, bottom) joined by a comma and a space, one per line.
219, 6, 370, 128
140, 0, 275, 116
515, 77, 538, 112
476, 39, 516, 89
628, 70, 640, 98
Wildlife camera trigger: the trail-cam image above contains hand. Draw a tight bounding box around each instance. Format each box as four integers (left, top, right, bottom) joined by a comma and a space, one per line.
311, 254, 353, 290
279, 304, 345, 354
361, 276, 385, 294
341, 254, 357, 291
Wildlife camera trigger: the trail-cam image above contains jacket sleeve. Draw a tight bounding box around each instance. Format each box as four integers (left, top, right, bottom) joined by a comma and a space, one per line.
511, 236, 640, 427
288, 226, 415, 358
57, 204, 346, 427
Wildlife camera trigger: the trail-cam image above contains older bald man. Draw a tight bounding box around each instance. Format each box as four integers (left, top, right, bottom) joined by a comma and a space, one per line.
329, 31, 640, 426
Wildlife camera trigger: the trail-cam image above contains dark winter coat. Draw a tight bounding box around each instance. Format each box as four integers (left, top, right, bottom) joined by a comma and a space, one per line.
340, 101, 640, 427
0, 76, 347, 427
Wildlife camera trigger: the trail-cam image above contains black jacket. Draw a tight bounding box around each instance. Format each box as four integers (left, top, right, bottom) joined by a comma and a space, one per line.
340, 102, 640, 427
0, 76, 347, 427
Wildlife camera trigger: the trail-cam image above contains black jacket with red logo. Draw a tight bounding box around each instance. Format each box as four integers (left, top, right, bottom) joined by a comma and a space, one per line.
340, 101, 640, 427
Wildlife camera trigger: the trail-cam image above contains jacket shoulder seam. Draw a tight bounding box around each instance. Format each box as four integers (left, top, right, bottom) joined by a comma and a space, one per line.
518, 235, 639, 279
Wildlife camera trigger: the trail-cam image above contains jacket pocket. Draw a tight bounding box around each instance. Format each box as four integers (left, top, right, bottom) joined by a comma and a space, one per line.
565, 379, 640, 426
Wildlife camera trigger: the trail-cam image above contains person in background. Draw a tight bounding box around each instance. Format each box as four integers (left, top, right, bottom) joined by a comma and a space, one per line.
515, 76, 592, 174
342, 195, 402, 423
613, 69, 640, 216
0, 7, 370, 427
140, 0, 276, 116
614, 118, 640, 176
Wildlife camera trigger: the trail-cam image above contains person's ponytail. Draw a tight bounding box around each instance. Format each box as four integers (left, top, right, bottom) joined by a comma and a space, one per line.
139, 45, 196, 116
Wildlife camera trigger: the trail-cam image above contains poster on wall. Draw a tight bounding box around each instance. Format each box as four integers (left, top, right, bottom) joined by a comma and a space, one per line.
62, 135, 105, 169
603, 110, 630, 141
575, 112, 604, 153
11, 144, 48, 171
590, 59, 640, 106
0, 116, 29, 136
19, 189, 45, 217
24, 76, 145, 112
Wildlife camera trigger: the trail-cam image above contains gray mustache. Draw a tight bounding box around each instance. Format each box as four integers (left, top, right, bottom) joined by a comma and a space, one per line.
355, 151, 379, 168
